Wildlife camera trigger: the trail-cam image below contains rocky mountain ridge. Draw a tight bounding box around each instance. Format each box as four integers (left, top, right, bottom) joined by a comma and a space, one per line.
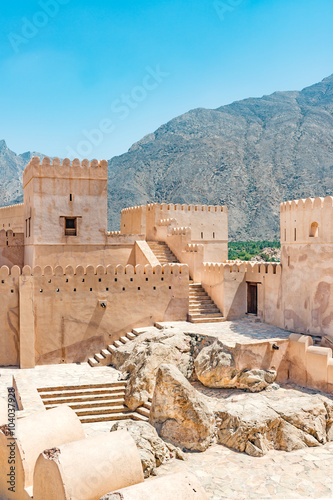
1, 74, 333, 239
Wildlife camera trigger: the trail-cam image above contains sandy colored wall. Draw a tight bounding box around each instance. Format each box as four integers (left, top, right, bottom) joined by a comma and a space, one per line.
0, 266, 20, 367
121, 206, 146, 235
146, 203, 228, 242
0, 203, 24, 233
0, 230, 24, 269
24, 243, 134, 269
23, 157, 108, 250
30, 263, 188, 366
280, 197, 333, 337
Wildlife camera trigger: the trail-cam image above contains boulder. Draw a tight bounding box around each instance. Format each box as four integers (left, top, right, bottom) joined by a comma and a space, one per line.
111, 331, 192, 411
110, 420, 184, 478
149, 364, 215, 452
215, 389, 333, 457
194, 340, 276, 392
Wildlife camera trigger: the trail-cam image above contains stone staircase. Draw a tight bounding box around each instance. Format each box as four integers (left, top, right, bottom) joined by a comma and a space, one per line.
88, 328, 144, 368
147, 240, 224, 324
147, 241, 179, 264
188, 282, 225, 323
37, 381, 151, 424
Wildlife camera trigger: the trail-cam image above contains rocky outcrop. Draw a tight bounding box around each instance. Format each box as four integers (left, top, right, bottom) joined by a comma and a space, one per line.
194, 341, 276, 392
149, 364, 215, 452
107, 75, 333, 240
215, 389, 333, 457
110, 420, 184, 478
111, 330, 193, 410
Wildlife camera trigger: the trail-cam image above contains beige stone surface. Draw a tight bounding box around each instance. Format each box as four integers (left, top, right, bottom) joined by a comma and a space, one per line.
214, 388, 333, 457
150, 364, 215, 452
33, 430, 144, 500
100, 472, 209, 500
0, 405, 84, 500
110, 420, 184, 478
194, 340, 277, 391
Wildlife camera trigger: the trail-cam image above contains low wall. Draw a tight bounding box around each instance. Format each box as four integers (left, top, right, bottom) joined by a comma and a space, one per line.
33, 431, 144, 500
288, 334, 333, 393
0, 263, 189, 368
0, 406, 84, 500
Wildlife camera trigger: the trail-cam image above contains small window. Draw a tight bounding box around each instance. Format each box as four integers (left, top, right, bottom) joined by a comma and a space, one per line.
65, 217, 77, 236
213, 232, 215, 239
201, 232, 204, 239
294, 228, 297, 242
284, 229, 286, 241
309, 222, 319, 238
70, 194, 73, 202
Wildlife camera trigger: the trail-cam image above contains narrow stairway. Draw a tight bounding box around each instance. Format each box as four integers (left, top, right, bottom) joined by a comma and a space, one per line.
188, 283, 225, 323
37, 381, 151, 424
88, 328, 144, 368
147, 240, 225, 323
147, 241, 179, 264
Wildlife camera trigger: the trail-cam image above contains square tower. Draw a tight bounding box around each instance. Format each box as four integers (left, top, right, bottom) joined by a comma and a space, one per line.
23, 157, 108, 267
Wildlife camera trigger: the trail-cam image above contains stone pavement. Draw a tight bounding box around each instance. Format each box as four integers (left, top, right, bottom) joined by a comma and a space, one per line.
155, 317, 291, 347
0, 319, 332, 500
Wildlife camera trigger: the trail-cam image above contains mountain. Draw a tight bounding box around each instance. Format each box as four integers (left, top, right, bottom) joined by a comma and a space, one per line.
1, 75, 333, 239
0, 141, 46, 206
108, 75, 333, 239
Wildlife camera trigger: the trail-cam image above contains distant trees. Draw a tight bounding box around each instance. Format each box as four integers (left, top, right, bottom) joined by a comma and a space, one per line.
228, 241, 281, 262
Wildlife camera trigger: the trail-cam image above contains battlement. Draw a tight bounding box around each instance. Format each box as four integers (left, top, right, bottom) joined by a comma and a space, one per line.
202, 261, 282, 276
170, 226, 191, 236
17, 262, 188, 277
23, 156, 108, 187
157, 218, 177, 226
147, 203, 226, 213
185, 243, 204, 253
280, 196, 333, 244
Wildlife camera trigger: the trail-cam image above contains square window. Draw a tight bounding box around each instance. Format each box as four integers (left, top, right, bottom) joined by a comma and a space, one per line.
65, 217, 77, 236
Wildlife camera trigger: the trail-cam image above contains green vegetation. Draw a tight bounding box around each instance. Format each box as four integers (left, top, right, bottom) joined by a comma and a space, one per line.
228, 241, 281, 262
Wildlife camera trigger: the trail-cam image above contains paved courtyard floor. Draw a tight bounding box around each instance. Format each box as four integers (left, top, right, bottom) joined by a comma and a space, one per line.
0, 319, 332, 499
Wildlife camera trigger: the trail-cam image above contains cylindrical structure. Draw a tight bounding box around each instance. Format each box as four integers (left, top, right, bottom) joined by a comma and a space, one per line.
33, 430, 144, 500
100, 472, 208, 500
0, 405, 84, 500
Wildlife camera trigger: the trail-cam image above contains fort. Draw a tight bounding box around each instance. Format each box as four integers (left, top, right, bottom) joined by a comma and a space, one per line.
0, 156, 333, 499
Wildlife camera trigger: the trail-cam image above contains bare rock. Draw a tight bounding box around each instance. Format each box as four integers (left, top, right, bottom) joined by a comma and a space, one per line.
112, 331, 192, 411
215, 389, 333, 457
194, 341, 276, 392
110, 420, 184, 478
149, 364, 215, 452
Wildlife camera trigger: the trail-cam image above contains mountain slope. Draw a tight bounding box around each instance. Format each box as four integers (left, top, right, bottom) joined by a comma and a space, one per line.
0, 141, 46, 206
108, 75, 333, 239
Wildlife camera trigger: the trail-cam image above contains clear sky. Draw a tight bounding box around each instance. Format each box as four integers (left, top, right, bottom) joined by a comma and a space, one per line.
0, 0, 332, 160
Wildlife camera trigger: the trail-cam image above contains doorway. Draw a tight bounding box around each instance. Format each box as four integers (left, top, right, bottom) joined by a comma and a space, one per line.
247, 283, 258, 315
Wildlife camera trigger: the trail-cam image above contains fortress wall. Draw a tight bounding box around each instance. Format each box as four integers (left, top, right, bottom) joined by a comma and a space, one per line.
0, 266, 20, 366
280, 196, 333, 244
23, 157, 108, 248
29, 263, 188, 366
0, 203, 24, 233
146, 203, 228, 244
121, 206, 146, 235
24, 243, 135, 269
0, 229, 24, 268
246, 263, 283, 327
280, 243, 333, 336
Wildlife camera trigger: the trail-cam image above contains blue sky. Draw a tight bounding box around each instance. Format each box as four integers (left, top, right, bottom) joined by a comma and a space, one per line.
0, 0, 332, 160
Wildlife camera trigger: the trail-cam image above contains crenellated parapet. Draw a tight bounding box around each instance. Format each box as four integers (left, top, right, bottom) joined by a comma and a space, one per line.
170, 226, 191, 236
23, 156, 108, 187
280, 196, 333, 244
147, 203, 226, 213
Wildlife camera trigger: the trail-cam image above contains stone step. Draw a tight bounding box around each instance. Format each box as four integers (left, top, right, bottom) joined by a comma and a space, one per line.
188, 316, 226, 324
120, 336, 130, 344
79, 412, 134, 424
131, 412, 149, 422
75, 405, 130, 417
38, 382, 127, 393
95, 353, 106, 362
189, 308, 220, 314
126, 332, 137, 340
45, 398, 125, 411
39, 386, 127, 399
189, 312, 224, 319
42, 392, 126, 405
189, 300, 214, 305
136, 406, 150, 418
88, 358, 99, 367
114, 340, 123, 348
